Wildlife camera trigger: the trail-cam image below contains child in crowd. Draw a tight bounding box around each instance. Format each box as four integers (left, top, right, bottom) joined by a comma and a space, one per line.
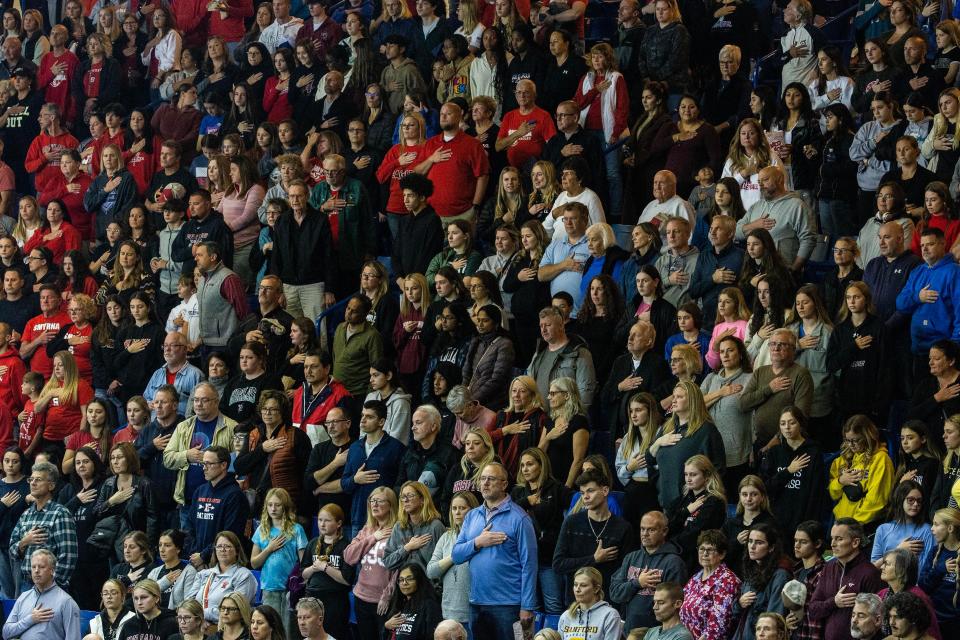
16, 371, 45, 459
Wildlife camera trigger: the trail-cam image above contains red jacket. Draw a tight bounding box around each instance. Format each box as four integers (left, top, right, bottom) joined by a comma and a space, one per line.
291, 379, 352, 444
90, 128, 125, 175
23, 222, 82, 265
0, 348, 26, 414
24, 130, 80, 195
39, 171, 93, 240
171, 0, 209, 48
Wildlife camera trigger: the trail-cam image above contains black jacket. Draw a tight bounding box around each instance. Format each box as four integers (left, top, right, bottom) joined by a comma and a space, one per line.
760, 437, 827, 536
511, 478, 571, 564
117, 609, 178, 640
502, 254, 551, 321
601, 350, 672, 438
394, 438, 459, 500
541, 54, 590, 115
269, 208, 335, 286
94, 474, 159, 550
773, 113, 822, 190
820, 265, 865, 321
72, 56, 123, 109
666, 490, 727, 566
553, 511, 635, 588
393, 207, 444, 279
817, 130, 858, 203
615, 295, 678, 356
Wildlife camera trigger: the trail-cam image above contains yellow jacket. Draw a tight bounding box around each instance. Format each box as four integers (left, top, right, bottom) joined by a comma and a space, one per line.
829, 450, 895, 524
162, 414, 237, 505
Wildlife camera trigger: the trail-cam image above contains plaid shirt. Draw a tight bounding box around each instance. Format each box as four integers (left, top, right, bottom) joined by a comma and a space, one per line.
9, 499, 78, 588
793, 559, 824, 640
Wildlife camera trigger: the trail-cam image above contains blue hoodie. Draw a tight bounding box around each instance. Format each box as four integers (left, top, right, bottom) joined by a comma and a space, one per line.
187, 473, 250, 559
452, 497, 538, 611
895, 255, 960, 353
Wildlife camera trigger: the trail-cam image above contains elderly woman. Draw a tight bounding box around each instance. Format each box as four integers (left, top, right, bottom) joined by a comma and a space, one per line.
579, 223, 629, 301
491, 376, 549, 476
703, 45, 753, 149
679, 529, 742, 640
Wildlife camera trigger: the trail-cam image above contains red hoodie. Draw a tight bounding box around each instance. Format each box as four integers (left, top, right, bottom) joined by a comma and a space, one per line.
37, 50, 80, 124
24, 130, 80, 195
0, 348, 25, 414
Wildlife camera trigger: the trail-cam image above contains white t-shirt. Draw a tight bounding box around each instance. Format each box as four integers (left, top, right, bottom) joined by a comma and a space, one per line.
545, 188, 606, 242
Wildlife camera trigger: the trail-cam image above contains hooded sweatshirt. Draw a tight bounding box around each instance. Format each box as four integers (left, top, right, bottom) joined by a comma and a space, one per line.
761, 438, 827, 536
116, 609, 179, 640
735, 192, 816, 266
895, 255, 960, 353
558, 600, 624, 640
187, 472, 250, 558
609, 540, 688, 630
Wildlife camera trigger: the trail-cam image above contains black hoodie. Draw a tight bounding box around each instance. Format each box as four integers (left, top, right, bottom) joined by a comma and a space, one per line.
171, 211, 235, 275
117, 608, 178, 640
761, 438, 827, 535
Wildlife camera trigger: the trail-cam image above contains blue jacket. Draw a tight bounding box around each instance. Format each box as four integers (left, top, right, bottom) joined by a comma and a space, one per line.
865, 251, 923, 326
452, 497, 538, 610
619, 250, 659, 300
895, 255, 960, 353
187, 473, 250, 559
687, 242, 745, 326
135, 417, 183, 509
340, 433, 406, 527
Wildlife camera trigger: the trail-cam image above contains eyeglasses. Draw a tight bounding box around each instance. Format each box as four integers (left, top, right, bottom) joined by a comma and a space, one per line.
369, 498, 388, 505
833, 247, 853, 254
399, 494, 419, 502
324, 418, 350, 427
767, 342, 791, 350
260, 407, 281, 414
176, 615, 198, 622
698, 546, 719, 555
193, 397, 216, 404
215, 544, 235, 551
26, 477, 49, 484
219, 605, 239, 613
479, 475, 503, 484
904, 497, 922, 505
397, 576, 417, 584
202, 461, 225, 468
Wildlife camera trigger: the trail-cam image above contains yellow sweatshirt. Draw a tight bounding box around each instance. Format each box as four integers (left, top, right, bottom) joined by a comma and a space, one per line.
829, 450, 895, 524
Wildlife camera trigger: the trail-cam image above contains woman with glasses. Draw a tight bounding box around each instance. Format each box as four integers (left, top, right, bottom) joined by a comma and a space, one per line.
89, 578, 136, 640
171, 599, 205, 640
300, 504, 354, 640
679, 529, 742, 640
384, 481, 446, 571
57, 446, 107, 610
344, 487, 399, 640
234, 390, 310, 515
147, 529, 197, 610
191, 532, 257, 625
47, 293, 96, 383
872, 481, 936, 572
207, 591, 252, 640
117, 579, 179, 640
539, 378, 591, 489
829, 415, 895, 527
384, 562, 441, 640
359, 260, 400, 353
95, 443, 159, 554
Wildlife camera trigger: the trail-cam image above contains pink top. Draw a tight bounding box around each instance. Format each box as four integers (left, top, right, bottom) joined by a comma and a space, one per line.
343, 526, 394, 606
220, 184, 266, 249
706, 319, 748, 370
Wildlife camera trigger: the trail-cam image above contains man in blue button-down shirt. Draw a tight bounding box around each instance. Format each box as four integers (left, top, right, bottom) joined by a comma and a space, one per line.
2, 548, 80, 640
452, 461, 537, 640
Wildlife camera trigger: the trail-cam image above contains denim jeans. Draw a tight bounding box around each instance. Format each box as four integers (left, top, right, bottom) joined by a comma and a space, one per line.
818, 198, 858, 244
471, 603, 520, 640
538, 566, 565, 614
590, 129, 622, 222
0, 546, 16, 599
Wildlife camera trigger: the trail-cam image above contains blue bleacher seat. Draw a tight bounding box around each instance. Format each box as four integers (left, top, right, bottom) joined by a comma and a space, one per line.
80, 609, 99, 635
2, 598, 15, 619
251, 569, 263, 605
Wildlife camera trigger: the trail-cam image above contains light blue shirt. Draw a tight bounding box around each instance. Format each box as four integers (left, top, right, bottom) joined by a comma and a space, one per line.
871, 520, 937, 578
2, 583, 80, 640
541, 234, 591, 316
252, 523, 309, 591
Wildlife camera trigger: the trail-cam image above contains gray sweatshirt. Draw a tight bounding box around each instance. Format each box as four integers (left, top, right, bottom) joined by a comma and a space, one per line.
426, 529, 471, 623
700, 369, 753, 468
557, 600, 624, 640
383, 518, 448, 570
736, 192, 816, 265
850, 119, 901, 191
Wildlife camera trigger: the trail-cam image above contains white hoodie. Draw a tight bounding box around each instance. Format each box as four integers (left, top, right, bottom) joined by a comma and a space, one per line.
557, 600, 623, 640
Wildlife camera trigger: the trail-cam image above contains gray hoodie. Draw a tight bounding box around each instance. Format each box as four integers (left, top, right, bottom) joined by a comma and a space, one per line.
850, 118, 901, 191
366, 388, 412, 445
558, 600, 623, 640
609, 540, 687, 631
736, 192, 816, 266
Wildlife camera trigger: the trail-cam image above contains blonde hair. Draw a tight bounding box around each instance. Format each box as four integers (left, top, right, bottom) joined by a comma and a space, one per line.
671, 343, 703, 379
457, 0, 480, 31
727, 118, 773, 174
218, 592, 252, 631
548, 377, 585, 422
944, 415, 960, 473
836, 280, 877, 323
96, 5, 120, 41
932, 507, 960, 606
661, 380, 710, 437
528, 161, 560, 211
461, 428, 496, 486
734, 474, 771, 516
40, 350, 79, 405
841, 414, 883, 468
515, 446, 553, 487
654, 0, 682, 22
716, 287, 751, 323
585, 223, 616, 251
685, 454, 726, 502
364, 486, 398, 530
401, 273, 430, 318
494, 166, 527, 224
258, 487, 298, 538
565, 567, 604, 617
932, 87, 960, 150
400, 111, 427, 144
396, 481, 442, 528
506, 375, 544, 413
99, 579, 127, 610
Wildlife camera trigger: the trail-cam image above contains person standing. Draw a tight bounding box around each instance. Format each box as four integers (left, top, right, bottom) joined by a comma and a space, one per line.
452, 461, 537, 639
1, 548, 80, 640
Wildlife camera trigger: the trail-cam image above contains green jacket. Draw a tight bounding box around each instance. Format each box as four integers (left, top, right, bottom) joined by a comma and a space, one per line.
425, 248, 482, 289
332, 321, 384, 397
162, 413, 237, 505
309, 178, 377, 276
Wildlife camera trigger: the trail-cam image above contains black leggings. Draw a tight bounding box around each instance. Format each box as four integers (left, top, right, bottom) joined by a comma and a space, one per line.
354, 596, 386, 640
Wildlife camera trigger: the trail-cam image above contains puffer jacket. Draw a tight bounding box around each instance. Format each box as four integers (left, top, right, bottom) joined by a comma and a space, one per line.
528, 334, 598, 406
463, 333, 515, 410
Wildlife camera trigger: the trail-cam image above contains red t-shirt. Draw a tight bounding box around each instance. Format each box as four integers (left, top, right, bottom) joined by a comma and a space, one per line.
376, 143, 425, 215
22, 311, 71, 379
498, 106, 557, 170
422, 132, 490, 217
85, 62, 103, 98
17, 398, 44, 452
64, 428, 97, 455
38, 171, 94, 240
112, 424, 142, 444
44, 379, 93, 441
59, 323, 93, 380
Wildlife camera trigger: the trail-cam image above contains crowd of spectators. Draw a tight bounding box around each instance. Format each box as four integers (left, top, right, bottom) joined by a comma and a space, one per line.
5, 0, 960, 639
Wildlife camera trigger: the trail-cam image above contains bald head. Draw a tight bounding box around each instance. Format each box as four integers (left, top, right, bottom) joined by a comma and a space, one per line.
434, 620, 467, 640
652, 170, 677, 202
759, 165, 787, 200
878, 221, 905, 259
